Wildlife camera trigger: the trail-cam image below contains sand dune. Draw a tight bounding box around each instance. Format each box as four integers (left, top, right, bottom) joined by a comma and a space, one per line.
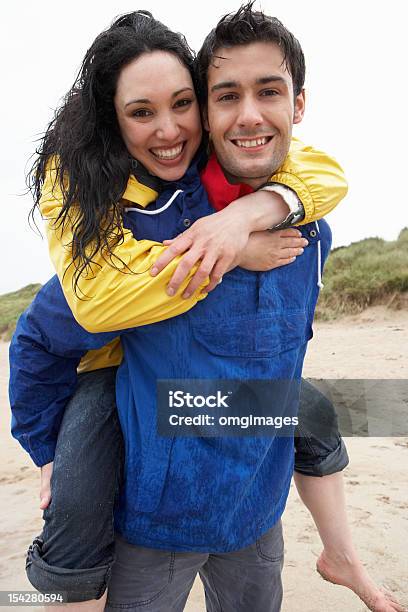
1, 306, 407, 611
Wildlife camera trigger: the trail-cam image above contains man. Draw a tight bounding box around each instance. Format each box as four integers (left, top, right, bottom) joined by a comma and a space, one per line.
102, 7, 329, 610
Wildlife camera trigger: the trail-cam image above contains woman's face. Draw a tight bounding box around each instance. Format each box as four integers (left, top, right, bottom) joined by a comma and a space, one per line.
114, 51, 202, 181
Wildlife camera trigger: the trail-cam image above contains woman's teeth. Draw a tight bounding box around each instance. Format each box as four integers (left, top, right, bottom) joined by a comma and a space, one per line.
234, 137, 269, 148
151, 143, 184, 160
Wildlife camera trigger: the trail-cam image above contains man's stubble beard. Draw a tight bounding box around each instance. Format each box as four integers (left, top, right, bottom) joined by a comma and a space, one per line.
219, 135, 291, 187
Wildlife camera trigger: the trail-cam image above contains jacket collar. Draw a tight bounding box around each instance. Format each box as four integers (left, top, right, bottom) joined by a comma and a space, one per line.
122, 175, 158, 208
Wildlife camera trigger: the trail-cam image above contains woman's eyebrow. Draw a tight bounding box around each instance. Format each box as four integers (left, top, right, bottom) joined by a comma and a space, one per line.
125, 98, 150, 107
125, 87, 193, 108
172, 87, 194, 97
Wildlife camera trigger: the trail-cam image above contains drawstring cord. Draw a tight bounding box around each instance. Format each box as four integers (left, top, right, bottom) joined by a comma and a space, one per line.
124, 189, 184, 215
315, 220, 324, 289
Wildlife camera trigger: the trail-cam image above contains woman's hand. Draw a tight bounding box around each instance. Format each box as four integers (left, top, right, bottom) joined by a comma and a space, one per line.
149, 190, 292, 297
40, 461, 53, 510
239, 228, 308, 271
150, 206, 252, 298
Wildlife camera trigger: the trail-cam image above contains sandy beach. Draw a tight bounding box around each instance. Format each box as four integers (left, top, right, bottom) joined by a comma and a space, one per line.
1, 306, 407, 611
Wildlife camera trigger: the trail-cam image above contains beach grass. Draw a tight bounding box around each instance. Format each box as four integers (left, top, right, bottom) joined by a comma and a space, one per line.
316, 227, 408, 319
0, 284, 42, 340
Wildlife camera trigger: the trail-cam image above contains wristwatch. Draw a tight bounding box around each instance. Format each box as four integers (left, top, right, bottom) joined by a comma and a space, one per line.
260, 183, 305, 230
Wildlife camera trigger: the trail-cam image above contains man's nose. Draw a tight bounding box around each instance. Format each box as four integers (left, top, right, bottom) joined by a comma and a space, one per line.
156, 114, 181, 142
237, 97, 263, 129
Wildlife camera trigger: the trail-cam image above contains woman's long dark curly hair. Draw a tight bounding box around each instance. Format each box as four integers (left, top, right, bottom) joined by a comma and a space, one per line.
28, 11, 196, 295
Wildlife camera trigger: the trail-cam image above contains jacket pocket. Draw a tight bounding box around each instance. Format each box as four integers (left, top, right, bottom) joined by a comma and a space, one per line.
191, 313, 309, 359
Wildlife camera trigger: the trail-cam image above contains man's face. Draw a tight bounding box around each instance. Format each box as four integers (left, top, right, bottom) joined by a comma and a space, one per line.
204, 42, 305, 188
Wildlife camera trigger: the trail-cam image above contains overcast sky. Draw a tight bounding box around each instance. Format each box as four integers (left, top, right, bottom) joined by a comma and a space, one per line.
1, 0, 406, 294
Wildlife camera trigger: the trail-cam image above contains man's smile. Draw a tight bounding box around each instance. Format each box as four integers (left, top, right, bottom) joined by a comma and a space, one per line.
230, 135, 274, 150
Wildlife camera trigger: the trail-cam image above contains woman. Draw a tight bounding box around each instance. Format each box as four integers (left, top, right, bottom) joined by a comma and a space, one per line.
11, 10, 400, 612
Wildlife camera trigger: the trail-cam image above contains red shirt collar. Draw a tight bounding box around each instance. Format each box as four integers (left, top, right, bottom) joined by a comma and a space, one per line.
200, 152, 254, 211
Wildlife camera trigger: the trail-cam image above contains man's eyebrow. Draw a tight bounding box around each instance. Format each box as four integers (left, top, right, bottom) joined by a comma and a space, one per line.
125, 87, 193, 108
210, 81, 239, 93
210, 76, 288, 93
256, 75, 288, 86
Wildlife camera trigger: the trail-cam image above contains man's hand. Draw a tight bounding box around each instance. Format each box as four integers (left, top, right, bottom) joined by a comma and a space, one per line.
40, 461, 53, 510
150, 207, 251, 298
239, 228, 308, 271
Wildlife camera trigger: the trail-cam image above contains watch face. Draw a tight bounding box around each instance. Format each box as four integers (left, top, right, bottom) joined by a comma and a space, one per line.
273, 213, 296, 231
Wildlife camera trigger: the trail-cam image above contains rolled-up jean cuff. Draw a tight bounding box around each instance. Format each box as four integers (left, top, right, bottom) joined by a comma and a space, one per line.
26, 537, 112, 603
294, 438, 350, 477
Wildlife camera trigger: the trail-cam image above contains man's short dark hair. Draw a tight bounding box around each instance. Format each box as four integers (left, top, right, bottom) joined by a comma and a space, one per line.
195, 1, 306, 104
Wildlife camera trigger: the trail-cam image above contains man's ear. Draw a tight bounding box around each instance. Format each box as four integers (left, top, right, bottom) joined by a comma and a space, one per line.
293, 89, 306, 124
202, 106, 210, 132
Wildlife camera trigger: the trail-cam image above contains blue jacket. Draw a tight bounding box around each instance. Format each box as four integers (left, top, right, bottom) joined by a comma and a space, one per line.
9, 158, 331, 551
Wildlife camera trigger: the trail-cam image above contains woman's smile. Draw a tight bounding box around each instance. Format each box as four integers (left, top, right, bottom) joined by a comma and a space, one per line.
150, 141, 185, 162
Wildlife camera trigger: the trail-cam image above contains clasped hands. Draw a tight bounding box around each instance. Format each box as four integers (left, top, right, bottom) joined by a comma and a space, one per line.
150, 204, 308, 299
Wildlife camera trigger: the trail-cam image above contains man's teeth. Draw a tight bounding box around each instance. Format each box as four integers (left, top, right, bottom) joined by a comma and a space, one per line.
151, 144, 183, 159
235, 137, 269, 148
